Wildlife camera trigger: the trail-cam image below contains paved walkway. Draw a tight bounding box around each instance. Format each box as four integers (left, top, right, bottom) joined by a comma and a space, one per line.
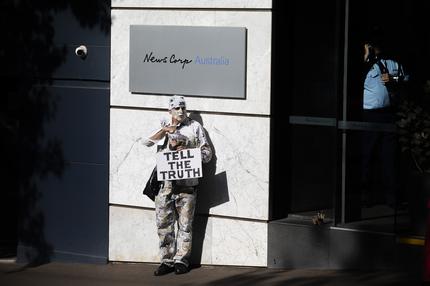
0, 261, 422, 286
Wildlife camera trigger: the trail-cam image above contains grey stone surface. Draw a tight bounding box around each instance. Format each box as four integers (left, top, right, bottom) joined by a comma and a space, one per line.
0, 261, 421, 286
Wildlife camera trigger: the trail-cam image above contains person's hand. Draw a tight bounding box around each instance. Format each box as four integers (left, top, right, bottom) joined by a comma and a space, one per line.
175, 145, 186, 151
380, 73, 390, 83
169, 139, 186, 151
163, 125, 177, 134
364, 43, 371, 62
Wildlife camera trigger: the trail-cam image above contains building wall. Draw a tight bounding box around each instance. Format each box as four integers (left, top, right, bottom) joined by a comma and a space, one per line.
109, 0, 272, 266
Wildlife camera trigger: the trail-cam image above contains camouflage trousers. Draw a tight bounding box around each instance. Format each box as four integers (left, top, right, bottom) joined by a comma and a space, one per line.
155, 181, 196, 267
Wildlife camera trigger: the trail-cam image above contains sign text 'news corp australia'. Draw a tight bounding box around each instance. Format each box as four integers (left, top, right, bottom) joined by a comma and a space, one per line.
129, 25, 247, 99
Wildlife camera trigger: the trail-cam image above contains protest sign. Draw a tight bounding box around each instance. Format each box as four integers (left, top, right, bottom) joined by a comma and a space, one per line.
156, 148, 202, 181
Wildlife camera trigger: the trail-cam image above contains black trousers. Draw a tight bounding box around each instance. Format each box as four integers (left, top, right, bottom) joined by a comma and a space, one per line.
361, 107, 398, 206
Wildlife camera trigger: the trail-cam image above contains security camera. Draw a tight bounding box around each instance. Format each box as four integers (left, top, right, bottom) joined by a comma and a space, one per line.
75, 45, 88, 59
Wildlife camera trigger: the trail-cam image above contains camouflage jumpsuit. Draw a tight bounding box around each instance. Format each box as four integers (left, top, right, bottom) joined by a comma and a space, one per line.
145, 117, 212, 267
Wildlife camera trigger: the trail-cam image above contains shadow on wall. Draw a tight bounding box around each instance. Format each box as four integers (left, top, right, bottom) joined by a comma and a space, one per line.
189, 112, 230, 266
0, 0, 110, 267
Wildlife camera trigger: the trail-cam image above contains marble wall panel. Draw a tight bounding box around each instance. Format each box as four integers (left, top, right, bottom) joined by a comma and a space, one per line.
111, 9, 271, 115
109, 206, 159, 262
111, 0, 272, 9
109, 206, 267, 266
110, 3, 272, 267
109, 108, 270, 220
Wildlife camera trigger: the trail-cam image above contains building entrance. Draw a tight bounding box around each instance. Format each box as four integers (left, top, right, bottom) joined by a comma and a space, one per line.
269, 0, 430, 269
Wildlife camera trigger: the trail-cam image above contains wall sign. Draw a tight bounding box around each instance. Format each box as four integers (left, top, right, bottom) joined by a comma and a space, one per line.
129, 25, 247, 99
156, 148, 202, 181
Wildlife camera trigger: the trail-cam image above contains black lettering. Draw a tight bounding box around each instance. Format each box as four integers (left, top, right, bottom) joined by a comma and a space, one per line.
172, 152, 179, 160
184, 160, 191, 168
187, 149, 194, 158
159, 171, 168, 180
185, 169, 193, 177
175, 161, 184, 169
181, 59, 192, 69
163, 152, 172, 160
143, 52, 153, 63
180, 150, 188, 159
143, 52, 168, 63
168, 171, 176, 179
170, 54, 178, 63
167, 161, 176, 170
177, 170, 184, 179
193, 168, 201, 177
169, 54, 193, 69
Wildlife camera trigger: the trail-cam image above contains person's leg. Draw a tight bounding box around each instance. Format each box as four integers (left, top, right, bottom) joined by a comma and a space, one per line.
154, 181, 176, 275
381, 131, 398, 207
361, 110, 388, 206
361, 129, 379, 206
173, 186, 196, 273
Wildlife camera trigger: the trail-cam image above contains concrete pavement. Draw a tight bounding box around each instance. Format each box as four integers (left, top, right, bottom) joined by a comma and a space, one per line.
0, 260, 422, 286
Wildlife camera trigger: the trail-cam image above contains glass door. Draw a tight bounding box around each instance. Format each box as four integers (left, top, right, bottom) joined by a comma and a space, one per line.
270, 0, 344, 225
342, 0, 430, 236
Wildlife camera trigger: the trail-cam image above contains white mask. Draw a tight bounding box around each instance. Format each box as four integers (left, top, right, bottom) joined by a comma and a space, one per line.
170, 106, 186, 123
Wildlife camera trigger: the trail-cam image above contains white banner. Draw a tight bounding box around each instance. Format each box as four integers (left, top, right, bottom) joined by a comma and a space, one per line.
156, 148, 202, 181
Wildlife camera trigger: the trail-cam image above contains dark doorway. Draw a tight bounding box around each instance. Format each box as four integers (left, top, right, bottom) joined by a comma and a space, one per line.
270, 0, 344, 222
1, 1, 111, 264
